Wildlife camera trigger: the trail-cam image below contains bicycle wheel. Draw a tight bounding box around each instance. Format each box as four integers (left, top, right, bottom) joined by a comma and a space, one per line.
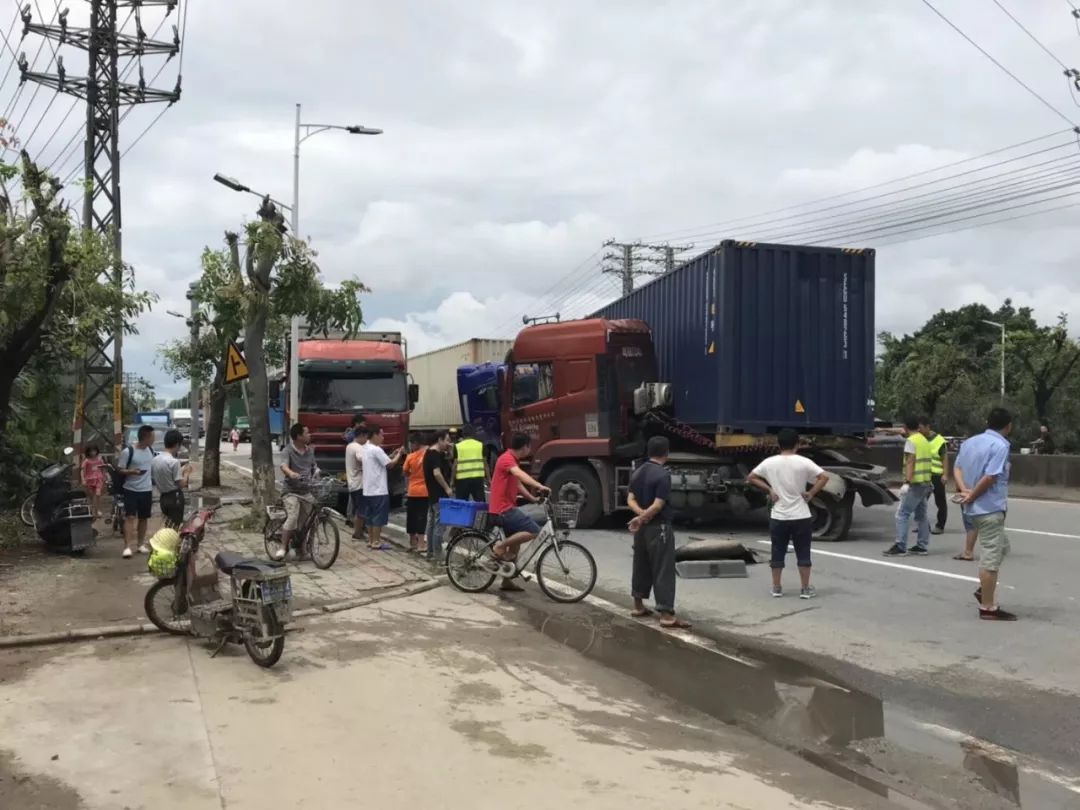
310, 513, 340, 570
445, 531, 498, 594
263, 513, 286, 559
144, 580, 191, 636
20, 495, 35, 528
536, 540, 597, 604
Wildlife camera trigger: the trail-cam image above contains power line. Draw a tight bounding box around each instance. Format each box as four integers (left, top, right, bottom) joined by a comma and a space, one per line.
121, 103, 171, 157
919, 0, 1077, 128
636, 129, 1074, 243
0, 6, 21, 99
31, 95, 77, 163
992, 0, 1070, 70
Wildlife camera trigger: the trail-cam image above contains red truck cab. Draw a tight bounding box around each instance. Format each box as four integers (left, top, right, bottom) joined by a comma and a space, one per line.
288, 331, 417, 494
502, 318, 655, 526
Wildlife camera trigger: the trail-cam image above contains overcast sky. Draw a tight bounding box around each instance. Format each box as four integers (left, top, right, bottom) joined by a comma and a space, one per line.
10, 0, 1080, 402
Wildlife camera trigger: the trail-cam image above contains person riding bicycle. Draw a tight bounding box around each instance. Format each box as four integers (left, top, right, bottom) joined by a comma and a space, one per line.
489, 432, 550, 592
276, 423, 321, 561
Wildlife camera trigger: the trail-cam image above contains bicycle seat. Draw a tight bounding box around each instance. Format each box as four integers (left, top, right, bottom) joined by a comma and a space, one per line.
214, 550, 281, 574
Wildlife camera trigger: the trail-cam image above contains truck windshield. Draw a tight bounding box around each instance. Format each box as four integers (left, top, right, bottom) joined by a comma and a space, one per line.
300, 372, 408, 413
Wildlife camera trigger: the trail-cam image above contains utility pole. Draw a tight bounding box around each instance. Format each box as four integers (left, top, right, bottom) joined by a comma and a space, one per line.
187, 283, 200, 457
602, 240, 694, 296
19, 1, 182, 456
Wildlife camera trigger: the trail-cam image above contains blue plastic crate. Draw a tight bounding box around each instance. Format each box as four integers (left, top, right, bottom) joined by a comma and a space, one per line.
438, 498, 489, 528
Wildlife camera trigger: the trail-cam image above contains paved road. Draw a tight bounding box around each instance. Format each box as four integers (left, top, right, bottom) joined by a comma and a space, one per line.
578, 495, 1080, 780
0, 589, 894, 810
215, 444, 1080, 785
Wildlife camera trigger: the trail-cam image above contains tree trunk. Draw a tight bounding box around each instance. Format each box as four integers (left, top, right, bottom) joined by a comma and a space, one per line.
245, 310, 275, 512
201, 371, 226, 488
0, 363, 16, 437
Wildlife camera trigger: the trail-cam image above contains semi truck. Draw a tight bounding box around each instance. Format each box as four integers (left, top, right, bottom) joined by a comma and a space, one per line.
487, 240, 896, 540
408, 339, 512, 438
282, 329, 417, 491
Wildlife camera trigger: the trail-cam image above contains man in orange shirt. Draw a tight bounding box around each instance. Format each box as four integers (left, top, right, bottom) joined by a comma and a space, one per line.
402, 433, 430, 552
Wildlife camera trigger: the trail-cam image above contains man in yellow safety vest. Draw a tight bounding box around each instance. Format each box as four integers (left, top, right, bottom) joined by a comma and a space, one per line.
927, 425, 950, 535
884, 415, 933, 557
452, 424, 489, 502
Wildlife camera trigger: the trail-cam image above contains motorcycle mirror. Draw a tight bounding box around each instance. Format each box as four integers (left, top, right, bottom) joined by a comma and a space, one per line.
63, 446, 75, 457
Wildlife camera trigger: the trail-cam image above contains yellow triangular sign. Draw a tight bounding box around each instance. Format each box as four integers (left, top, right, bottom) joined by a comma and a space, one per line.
708, 341, 716, 354
225, 341, 250, 384
794, 399, 805, 414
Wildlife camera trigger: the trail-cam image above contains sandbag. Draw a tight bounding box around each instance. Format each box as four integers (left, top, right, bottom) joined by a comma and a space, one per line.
675, 537, 759, 565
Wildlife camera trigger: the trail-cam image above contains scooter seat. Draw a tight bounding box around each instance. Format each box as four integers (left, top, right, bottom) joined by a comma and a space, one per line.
214, 550, 284, 575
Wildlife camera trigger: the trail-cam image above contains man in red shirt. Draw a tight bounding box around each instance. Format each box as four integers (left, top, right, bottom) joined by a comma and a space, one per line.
490, 433, 550, 587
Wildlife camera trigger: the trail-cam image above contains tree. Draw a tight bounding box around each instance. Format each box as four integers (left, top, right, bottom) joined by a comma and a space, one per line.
1009, 313, 1080, 425
0, 147, 153, 438
230, 198, 366, 511
161, 200, 365, 501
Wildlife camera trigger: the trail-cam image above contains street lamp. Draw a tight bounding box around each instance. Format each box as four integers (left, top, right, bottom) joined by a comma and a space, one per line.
981, 319, 1006, 402
289, 102, 383, 425
213, 173, 293, 213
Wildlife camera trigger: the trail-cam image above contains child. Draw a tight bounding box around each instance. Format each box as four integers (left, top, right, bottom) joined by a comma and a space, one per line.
230, 427, 240, 453
81, 444, 106, 520
747, 428, 830, 599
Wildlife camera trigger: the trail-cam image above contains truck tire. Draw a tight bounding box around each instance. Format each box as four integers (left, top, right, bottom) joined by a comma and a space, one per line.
543, 463, 603, 529
811, 492, 854, 542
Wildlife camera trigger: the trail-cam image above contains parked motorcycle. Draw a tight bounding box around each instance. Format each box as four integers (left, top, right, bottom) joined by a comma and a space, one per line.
32, 447, 95, 554
144, 504, 293, 668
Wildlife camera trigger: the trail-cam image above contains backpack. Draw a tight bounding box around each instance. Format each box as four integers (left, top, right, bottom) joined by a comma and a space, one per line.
112, 444, 157, 492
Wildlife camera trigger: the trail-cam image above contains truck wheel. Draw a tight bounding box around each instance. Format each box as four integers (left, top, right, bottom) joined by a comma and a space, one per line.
543, 464, 603, 529
811, 492, 854, 542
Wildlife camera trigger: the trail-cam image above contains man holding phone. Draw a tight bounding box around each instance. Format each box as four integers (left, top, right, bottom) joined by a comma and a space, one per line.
120, 424, 156, 559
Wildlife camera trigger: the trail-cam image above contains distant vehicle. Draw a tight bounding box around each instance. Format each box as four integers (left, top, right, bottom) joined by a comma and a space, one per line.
121, 425, 189, 460
135, 411, 172, 429
866, 430, 906, 448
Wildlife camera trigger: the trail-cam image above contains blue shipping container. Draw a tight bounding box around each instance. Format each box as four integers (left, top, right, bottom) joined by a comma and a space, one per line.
593, 240, 875, 435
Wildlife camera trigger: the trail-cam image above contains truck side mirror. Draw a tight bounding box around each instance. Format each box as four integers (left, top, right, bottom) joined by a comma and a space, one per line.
408, 383, 419, 410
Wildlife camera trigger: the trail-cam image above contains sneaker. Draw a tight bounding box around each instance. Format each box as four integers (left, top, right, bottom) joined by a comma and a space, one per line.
771, 586, 783, 598
930, 527, 945, 535
799, 586, 817, 600
272, 548, 287, 561
882, 545, 908, 557
122, 547, 133, 559
137, 544, 149, 554
979, 607, 1018, 621
908, 547, 929, 556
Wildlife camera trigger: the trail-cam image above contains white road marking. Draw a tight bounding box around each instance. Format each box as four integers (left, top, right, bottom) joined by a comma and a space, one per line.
756, 541, 985, 584
1009, 527, 1080, 540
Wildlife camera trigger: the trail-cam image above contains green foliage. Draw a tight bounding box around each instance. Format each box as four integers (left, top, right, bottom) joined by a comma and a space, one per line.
876, 301, 1080, 448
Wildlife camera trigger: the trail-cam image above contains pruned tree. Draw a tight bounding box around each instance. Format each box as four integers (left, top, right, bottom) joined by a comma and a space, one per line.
1010, 313, 1080, 424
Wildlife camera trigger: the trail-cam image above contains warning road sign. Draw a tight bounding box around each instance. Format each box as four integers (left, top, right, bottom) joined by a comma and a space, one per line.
794, 399, 805, 414
225, 341, 250, 384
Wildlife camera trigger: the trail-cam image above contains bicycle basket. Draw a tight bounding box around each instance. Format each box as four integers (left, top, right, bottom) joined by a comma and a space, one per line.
550, 501, 582, 530
310, 477, 340, 506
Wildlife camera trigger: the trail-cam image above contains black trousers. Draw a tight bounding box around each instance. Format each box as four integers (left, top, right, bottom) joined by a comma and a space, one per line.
631, 522, 676, 614
455, 478, 486, 502
931, 474, 948, 530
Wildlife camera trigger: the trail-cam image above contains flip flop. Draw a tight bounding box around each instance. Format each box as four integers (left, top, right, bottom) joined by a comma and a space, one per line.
659, 618, 692, 629
630, 609, 653, 618
952, 553, 974, 561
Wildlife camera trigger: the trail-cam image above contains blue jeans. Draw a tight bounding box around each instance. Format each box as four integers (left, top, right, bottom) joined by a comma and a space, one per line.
896, 483, 931, 551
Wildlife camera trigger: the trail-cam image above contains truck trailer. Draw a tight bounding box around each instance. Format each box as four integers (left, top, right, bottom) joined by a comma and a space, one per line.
409, 338, 512, 434
497, 240, 895, 540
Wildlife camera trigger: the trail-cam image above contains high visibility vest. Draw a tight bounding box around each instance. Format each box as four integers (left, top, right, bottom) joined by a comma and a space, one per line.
928, 433, 947, 476
907, 433, 934, 484
455, 438, 485, 480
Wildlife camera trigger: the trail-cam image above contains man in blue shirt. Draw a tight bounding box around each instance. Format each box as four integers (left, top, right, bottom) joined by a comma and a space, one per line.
954, 407, 1016, 621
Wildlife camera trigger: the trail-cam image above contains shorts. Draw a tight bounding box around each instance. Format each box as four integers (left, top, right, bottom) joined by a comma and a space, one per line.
349, 490, 366, 521
282, 493, 314, 532
769, 517, 812, 569
406, 497, 429, 534
364, 494, 391, 528
160, 490, 185, 526
972, 512, 1010, 572
496, 507, 540, 537
123, 490, 153, 520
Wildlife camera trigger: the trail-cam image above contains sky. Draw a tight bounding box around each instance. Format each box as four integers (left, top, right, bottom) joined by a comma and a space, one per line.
6, 0, 1080, 402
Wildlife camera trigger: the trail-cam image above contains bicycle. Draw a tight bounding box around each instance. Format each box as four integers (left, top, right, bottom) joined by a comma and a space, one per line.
18, 453, 55, 527
262, 475, 342, 569
444, 499, 598, 603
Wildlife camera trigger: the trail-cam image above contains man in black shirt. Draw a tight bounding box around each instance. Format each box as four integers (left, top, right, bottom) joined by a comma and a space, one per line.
628, 436, 689, 629
423, 430, 454, 559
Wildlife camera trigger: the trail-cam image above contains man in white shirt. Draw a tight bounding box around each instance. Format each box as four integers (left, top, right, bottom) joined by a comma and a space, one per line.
360, 425, 403, 550
747, 428, 830, 599
152, 429, 190, 527
345, 425, 368, 542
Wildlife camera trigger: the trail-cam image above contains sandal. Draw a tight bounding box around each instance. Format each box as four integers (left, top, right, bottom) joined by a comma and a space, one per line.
659, 617, 692, 629
952, 553, 974, 561
630, 608, 654, 618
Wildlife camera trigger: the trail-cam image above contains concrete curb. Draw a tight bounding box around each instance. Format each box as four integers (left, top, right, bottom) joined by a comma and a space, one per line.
0, 576, 443, 651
